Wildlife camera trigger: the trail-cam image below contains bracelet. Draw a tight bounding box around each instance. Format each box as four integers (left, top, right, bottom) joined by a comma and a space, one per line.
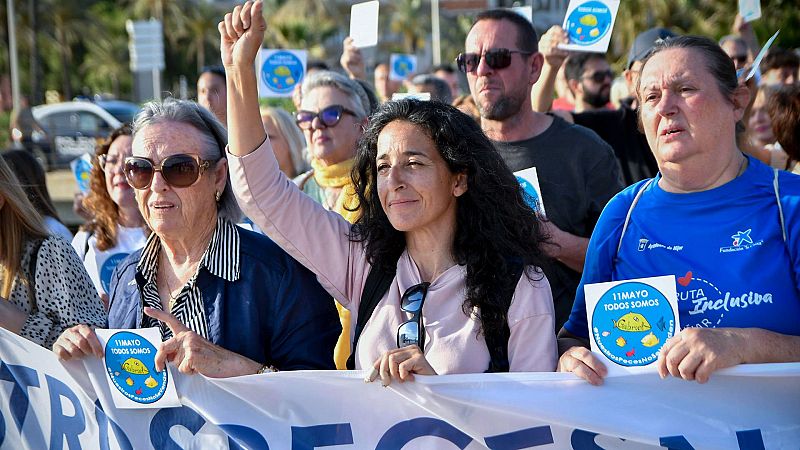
257, 364, 278, 374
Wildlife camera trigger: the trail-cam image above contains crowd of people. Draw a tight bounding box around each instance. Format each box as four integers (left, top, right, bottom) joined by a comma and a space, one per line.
1, 0, 798, 391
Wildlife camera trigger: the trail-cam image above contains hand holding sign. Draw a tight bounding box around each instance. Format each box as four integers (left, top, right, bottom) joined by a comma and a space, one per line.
53, 324, 104, 361
341, 37, 366, 80
219, 0, 265, 68
657, 327, 748, 384
144, 307, 262, 378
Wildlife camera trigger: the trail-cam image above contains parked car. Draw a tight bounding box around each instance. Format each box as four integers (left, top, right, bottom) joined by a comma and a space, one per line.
12, 100, 138, 170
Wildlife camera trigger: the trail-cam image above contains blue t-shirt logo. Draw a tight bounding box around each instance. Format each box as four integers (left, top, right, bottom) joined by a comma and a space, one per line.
100, 252, 130, 293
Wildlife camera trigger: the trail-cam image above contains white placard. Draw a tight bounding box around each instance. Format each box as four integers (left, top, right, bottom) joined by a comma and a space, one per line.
257, 49, 308, 98
392, 92, 431, 101
744, 29, 780, 81
584, 275, 679, 375
739, 0, 762, 23
558, 0, 620, 53
389, 53, 417, 81
95, 328, 180, 409
349, 1, 380, 48
514, 167, 546, 216
511, 6, 533, 23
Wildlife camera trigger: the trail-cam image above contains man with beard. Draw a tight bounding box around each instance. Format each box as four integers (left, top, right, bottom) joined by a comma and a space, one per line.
461, 9, 623, 330
564, 53, 613, 113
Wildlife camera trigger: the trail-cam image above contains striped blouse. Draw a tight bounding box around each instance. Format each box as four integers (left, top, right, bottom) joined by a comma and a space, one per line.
137, 217, 240, 340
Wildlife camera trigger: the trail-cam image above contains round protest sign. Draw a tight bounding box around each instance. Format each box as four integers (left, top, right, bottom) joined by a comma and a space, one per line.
100, 252, 130, 293
392, 55, 415, 79
104, 331, 168, 404
565, 0, 613, 46
516, 175, 542, 212
260, 50, 304, 94
591, 281, 675, 367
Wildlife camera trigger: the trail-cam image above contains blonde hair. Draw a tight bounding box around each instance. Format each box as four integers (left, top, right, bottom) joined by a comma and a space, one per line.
260, 107, 310, 177
0, 157, 48, 299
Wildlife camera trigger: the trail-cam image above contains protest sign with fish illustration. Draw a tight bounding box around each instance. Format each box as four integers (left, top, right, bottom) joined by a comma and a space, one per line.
258, 49, 307, 98
584, 275, 679, 375
95, 328, 180, 409
559, 0, 620, 53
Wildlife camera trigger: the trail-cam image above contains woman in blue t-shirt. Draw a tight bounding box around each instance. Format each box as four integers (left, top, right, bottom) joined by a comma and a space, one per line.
558, 35, 800, 385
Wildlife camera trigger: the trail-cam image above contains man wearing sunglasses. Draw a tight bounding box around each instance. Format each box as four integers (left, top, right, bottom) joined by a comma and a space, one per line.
462, 9, 623, 331
564, 53, 614, 113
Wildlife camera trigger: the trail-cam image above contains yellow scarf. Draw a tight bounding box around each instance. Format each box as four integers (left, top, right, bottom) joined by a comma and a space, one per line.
311, 157, 360, 369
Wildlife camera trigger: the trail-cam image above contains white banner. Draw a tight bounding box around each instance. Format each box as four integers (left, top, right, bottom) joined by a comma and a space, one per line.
1, 328, 798, 449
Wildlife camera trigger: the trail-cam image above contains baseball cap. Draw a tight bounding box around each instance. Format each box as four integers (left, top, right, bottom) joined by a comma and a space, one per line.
627, 28, 678, 69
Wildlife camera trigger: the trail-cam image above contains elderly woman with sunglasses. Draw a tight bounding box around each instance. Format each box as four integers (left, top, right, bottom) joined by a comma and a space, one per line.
53, 99, 340, 377
222, 1, 556, 385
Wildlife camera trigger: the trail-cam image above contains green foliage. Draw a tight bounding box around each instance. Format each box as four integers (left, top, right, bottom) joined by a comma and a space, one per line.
0, 111, 11, 148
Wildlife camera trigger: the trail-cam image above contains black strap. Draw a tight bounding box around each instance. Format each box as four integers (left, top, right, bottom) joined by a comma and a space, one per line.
346, 260, 525, 373
25, 238, 45, 308
346, 263, 396, 370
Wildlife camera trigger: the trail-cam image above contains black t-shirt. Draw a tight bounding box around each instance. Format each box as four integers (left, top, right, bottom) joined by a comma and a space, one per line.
573, 101, 658, 186
493, 115, 624, 330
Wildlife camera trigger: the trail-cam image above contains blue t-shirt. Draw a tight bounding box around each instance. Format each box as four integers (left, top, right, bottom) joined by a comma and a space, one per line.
565, 156, 800, 338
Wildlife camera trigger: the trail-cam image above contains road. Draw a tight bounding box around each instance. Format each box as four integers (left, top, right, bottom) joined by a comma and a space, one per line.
46, 169, 83, 229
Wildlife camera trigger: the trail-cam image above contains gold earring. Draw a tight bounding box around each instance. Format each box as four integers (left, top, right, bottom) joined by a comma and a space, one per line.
215, 190, 222, 202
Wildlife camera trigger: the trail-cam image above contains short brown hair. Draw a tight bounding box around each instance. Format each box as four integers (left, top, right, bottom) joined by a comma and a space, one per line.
767, 84, 800, 165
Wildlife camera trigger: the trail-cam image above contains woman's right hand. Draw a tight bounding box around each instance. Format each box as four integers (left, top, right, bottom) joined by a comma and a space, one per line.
219, 0, 266, 69
557, 345, 608, 386
53, 324, 103, 361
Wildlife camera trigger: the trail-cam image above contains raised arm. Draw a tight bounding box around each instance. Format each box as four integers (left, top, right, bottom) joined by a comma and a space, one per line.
531, 26, 569, 113
221, 0, 268, 157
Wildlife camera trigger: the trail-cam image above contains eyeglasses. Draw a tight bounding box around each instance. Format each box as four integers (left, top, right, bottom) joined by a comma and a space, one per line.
582, 70, 614, 83
295, 105, 357, 130
731, 55, 748, 66
97, 154, 124, 172
396, 282, 430, 349
123, 154, 215, 190
455, 48, 533, 73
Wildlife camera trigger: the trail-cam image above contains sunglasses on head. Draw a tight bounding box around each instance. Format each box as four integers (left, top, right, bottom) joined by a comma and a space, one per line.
583, 70, 614, 83
295, 105, 357, 130
396, 282, 430, 349
455, 48, 533, 73
124, 154, 215, 190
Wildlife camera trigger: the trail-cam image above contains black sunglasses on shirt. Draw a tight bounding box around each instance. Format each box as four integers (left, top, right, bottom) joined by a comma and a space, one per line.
396, 282, 431, 350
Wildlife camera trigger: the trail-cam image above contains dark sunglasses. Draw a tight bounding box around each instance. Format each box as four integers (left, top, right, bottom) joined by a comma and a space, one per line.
396, 282, 431, 349
295, 105, 357, 130
455, 48, 533, 73
583, 70, 614, 83
124, 154, 215, 190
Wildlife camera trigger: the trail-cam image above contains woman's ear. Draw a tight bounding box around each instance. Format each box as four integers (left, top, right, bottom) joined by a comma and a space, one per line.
732, 84, 752, 122
453, 172, 468, 197
214, 158, 228, 193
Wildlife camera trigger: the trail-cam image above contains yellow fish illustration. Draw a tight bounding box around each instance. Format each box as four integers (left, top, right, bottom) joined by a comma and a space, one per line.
579, 14, 598, 27
274, 66, 291, 76
613, 312, 651, 332
286, 77, 295, 85
589, 28, 600, 37
122, 357, 149, 375
125, 377, 134, 386
144, 376, 159, 389
615, 336, 626, 347
641, 332, 660, 347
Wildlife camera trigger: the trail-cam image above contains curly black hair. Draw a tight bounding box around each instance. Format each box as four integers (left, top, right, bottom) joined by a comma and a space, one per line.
351, 99, 550, 340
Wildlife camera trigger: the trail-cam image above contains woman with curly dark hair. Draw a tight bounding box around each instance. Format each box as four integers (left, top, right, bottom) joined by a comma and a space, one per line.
222, 0, 556, 385
72, 124, 147, 305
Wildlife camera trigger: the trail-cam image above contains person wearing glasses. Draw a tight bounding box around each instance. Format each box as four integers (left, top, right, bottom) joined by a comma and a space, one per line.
70, 125, 147, 307
53, 99, 340, 377
293, 69, 372, 370
563, 53, 614, 113
0, 156, 105, 349
461, 9, 622, 331
222, 0, 557, 385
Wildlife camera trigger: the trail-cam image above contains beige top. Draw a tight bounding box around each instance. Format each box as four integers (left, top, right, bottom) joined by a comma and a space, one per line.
228, 140, 557, 373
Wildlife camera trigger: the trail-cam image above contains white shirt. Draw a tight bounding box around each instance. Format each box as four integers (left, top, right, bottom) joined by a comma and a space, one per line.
72, 225, 148, 296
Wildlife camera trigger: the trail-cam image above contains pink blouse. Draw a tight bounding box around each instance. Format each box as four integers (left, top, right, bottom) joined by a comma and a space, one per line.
228, 140, 557, 373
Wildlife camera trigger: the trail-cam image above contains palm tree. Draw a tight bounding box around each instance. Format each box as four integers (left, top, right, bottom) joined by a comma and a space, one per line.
184, 3, 224, 73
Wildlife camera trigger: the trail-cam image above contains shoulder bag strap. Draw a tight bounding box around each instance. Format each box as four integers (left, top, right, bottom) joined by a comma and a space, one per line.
25, 238, 45, 309
346, 262, 397, 370
616, 178, 655, 257
484, 262, 525, 373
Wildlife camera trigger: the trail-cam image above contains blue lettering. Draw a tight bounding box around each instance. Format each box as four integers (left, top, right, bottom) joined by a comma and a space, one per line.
220, 424, 270, 450
150, 406, 205, 450
484, 425, 553, 449
736, 429, 765, 450
570, 429, 603, 450
46, 374, 86, 450
93, 400, 132, 450
376, 418, 472, 449
291, 423, 352, 449
660, 436, 695, 449
0, 362, 40, 431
